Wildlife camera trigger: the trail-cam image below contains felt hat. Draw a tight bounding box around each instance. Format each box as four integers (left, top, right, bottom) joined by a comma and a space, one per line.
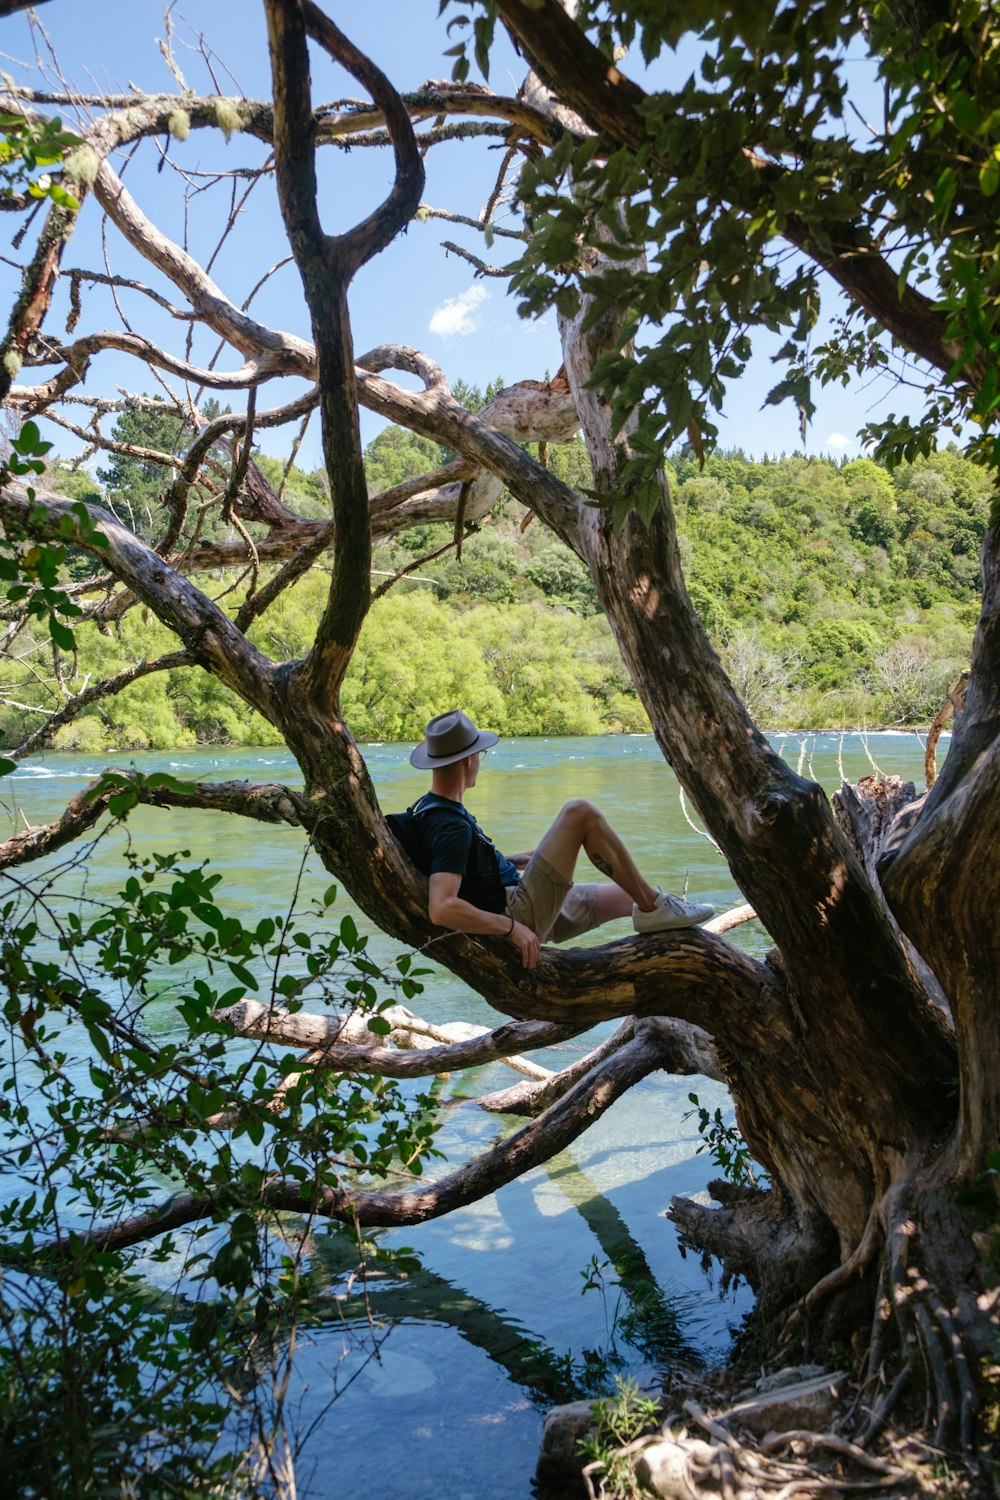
409, 710, 499, 769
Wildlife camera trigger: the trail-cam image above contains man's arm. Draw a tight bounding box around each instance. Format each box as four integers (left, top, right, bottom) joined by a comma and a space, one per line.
428, 872, 541, 970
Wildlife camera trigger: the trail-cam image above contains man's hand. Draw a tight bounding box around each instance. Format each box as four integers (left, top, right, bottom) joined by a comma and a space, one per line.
506, 851, 533, 869
509, 919, 540, 970
428, 874, 542, 967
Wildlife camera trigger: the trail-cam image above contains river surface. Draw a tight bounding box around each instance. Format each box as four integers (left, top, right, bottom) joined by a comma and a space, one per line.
2, 731, 937, 1498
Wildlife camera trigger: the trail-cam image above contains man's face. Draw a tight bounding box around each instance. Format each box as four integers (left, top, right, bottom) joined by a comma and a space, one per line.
465, 750, 485, 787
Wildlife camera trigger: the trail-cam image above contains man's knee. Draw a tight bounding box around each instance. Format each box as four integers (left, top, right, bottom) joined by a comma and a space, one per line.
558, 799, 601, 835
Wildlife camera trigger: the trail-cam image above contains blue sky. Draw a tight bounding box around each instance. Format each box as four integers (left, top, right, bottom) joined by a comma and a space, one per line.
0, 1, 930, 467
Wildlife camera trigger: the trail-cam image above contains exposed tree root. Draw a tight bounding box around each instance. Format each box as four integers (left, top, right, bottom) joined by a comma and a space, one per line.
665, 1156, 998, 1479
669, 1183, 836, 1324
566, 1367, 985, 1500
804, 1204, 880, 1315
605, 1389, 920, 1500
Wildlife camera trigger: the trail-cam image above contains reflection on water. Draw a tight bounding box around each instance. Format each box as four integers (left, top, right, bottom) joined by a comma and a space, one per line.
2, 731, 936, 1498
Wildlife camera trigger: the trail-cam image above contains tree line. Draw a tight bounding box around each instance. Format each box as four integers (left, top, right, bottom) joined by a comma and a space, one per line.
4, 401, 984, 752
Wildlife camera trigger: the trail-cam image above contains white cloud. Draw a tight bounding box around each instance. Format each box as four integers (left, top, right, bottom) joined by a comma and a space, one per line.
429, 284, 489, 338
825, 431, 851, 451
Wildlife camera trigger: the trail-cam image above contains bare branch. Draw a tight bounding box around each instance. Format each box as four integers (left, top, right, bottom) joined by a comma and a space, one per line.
7, 651, 193, 761
302, 3, 424, 276
480, 1016, 637, 1115
479, 1014, 723, 1115
64, 266, 198, 322
265, 6, 424, 707
217, 997, 582, 1082
369, 457, 474, 514
440, 240, 515, 277
418, 204, 526, 242
20, 329, 289, 400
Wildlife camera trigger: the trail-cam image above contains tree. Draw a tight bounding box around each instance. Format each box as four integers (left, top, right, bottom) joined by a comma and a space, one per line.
1, 1, 998, 1488
96, 401, 193, 537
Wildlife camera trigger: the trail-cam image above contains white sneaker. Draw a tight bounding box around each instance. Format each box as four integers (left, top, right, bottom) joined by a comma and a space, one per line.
632, 888, 715, 933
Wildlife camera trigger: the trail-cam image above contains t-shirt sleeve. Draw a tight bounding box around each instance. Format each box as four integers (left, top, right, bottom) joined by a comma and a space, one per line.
424, 812, 473, 878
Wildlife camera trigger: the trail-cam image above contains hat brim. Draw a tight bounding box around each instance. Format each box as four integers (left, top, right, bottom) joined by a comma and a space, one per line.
409, 728, 499, 769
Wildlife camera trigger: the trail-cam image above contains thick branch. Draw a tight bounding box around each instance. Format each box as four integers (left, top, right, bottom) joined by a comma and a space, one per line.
265, 6, 421, 705
302, 3, 425, 276
0, 775, 305, 871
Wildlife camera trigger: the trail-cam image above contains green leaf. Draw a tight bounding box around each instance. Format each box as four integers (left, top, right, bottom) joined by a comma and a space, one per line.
979, 155, 1000, 197
108, 790, 139, 816
226, 961, 259, 991
48, 615, 76, 651
933, 166, 958, 220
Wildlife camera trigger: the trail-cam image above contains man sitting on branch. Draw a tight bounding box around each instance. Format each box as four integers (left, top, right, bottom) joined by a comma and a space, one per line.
403, 711, 715, 970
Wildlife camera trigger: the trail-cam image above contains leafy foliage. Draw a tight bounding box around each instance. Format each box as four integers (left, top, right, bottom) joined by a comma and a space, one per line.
0, 818, 438, 1496
0, 420, 106, 666
685, 1091, 765, 1189
578, 1375, 663, 1500
462, 0, 1000, 512
0, 111, 82, 209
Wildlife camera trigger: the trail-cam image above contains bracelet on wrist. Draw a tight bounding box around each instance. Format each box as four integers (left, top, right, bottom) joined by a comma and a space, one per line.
507, 914, 515, 935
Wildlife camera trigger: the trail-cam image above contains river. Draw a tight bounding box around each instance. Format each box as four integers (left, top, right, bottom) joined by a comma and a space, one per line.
2, 730, 936, 1498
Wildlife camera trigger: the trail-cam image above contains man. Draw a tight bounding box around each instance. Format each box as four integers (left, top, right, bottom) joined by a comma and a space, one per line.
406, 710, 715, 971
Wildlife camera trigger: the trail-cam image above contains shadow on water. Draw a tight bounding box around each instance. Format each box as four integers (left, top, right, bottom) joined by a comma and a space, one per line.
303, 1143, 704, 1411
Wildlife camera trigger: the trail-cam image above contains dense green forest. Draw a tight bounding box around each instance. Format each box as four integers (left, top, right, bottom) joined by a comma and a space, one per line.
1, 397, 986, 752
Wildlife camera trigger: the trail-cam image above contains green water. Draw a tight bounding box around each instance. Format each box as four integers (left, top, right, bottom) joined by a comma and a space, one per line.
3, 730, 935, 1498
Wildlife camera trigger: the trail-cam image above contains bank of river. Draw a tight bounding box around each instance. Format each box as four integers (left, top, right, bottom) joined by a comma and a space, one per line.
2, 730, 937, 1499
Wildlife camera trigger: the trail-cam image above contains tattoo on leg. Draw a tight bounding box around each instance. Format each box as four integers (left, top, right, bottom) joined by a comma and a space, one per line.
587, 846, 615, 879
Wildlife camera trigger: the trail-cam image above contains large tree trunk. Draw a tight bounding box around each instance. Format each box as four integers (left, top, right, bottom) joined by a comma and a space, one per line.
522, 262, 996, 1450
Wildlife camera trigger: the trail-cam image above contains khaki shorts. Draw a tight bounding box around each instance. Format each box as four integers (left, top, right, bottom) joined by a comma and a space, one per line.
504, 850, 601, 944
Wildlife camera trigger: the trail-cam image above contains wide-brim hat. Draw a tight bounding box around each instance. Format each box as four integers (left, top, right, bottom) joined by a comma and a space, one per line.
409, 710, 499, 769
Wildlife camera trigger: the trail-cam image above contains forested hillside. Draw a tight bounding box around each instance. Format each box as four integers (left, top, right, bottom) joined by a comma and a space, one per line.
1, 402, 986, 752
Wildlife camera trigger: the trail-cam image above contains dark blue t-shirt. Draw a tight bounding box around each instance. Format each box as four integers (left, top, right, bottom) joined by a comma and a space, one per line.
411, 793, 519, 914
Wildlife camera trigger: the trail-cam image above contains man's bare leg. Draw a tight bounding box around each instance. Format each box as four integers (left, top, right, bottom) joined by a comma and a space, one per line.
533, 800, 659, 911
593, 882, 636, 922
